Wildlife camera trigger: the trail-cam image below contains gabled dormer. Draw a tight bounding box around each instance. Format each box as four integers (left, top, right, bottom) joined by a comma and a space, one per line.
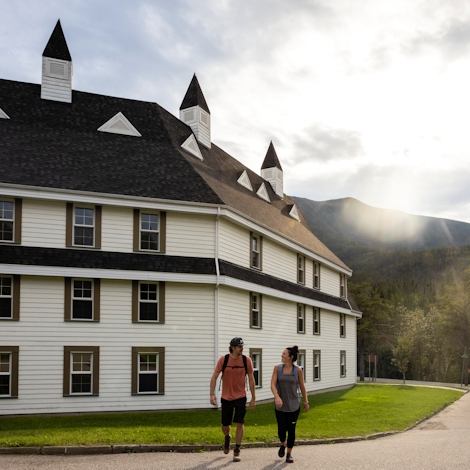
179, 74, 211, 149
261, 141, 283, 199
41, 20, 72, 103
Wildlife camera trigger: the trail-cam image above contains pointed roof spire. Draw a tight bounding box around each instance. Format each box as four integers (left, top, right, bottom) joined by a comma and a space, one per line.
180, 74, 210, 113
261, 141, 283, 171
42, 19, 71, 61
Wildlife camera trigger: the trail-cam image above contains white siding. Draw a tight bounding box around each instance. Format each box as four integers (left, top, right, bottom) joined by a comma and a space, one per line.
320, 265, 340, 297
262, 238, 297, 283
166, 213, 214, 257
0, 276, 216, 415
22, 199, 66, 248
216, 287, 357, 404
101, 206, 133, 252
219, 219, 249, 267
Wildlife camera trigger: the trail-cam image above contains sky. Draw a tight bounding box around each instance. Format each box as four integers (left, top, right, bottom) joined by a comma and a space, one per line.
2, 0, 470, 223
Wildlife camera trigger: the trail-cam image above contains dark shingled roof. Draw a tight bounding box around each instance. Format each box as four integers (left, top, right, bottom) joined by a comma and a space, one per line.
42, 19, 72, 61
261, 141, 283, 171
0, 75, 349, 270
179, 74, 210, 113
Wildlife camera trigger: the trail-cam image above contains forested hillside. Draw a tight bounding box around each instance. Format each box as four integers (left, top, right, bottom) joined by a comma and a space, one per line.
293, 195, 470, 383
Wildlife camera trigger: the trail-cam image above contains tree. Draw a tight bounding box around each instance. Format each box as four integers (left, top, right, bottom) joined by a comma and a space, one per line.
391, 336, 414, 383
349, 283, 391, 381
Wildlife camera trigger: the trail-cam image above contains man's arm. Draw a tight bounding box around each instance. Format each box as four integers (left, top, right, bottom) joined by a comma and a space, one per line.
248, 372, 256, 410
210, 370, 220, 406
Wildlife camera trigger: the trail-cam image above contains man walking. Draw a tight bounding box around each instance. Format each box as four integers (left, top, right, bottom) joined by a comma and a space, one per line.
210, 337, 256, 462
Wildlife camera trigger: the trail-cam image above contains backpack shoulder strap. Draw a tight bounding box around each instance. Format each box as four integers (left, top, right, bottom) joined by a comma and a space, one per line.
222, 354, 230, 375
294, 365, 299, 383
277, 363, 283, 378
242, 355, 248, 375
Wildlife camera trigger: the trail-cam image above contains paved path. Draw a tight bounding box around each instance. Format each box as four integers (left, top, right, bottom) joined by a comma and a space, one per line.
1, 389, 469, 470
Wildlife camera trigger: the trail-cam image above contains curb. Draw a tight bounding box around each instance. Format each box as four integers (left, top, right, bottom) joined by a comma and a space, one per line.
0, 431, 400, 456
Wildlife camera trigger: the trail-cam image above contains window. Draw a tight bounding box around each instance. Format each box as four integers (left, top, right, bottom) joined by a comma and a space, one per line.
340, 274, 347, 297
250, 233, 262, 269
133, 210, 166, 253
64, 278, 100, 321
132, 281, 165, 323
313, 262, 320, 289
66, 203, 101, 248
297, 304, 305, 333
313, 307, 320, 335
0, 276, 20, 320
297, 255, 305, 284
340, 350, 346, 377
132, 347, 165, 395
250, 349, 262, 387
0, 346, 19, 398
340, 313, 346, 337
63, 346, 99, 396
313, 350, 321, 381
250, 293, 262, 328
0, 199, 21, 243
298, 350, 306, 381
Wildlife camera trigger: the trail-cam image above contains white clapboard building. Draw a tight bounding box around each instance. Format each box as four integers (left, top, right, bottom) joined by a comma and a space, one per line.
0, 20, 361, 415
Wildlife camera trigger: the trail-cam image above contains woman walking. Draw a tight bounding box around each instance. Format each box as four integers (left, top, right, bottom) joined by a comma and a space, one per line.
271, 345, 309, 463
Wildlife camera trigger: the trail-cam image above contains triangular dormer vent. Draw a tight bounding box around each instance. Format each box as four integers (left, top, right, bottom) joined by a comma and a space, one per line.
289, 204, 300, 222
97, 112, 142, 137
256, 183, 271, 203
0, 108, 10, 119
237, 170, 253, 191
181, 134, 203, 161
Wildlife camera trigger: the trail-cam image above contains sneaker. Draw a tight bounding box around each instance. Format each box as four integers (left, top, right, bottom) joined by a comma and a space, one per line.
286, 453, 294, 463
223, 434, 231, 454
278, 445, 286, 458
233, 447, 241, 462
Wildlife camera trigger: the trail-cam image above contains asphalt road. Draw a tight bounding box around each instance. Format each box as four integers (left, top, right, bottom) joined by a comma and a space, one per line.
1, 390, 469, 470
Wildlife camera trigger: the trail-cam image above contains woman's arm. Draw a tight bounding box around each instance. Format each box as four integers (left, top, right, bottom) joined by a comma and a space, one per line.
298, 367, 310, 412
271, 365, 283, 408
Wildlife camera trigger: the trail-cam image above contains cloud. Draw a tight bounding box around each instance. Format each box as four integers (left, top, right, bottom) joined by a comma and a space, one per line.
288, 124, 365, 165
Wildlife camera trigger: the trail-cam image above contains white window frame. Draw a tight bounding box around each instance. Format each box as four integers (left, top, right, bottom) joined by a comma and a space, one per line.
0, 352, 12, 397
138, 352, 159, 394
313, 307, 320, 335
73, 206, 95, 247
251, 293, 261, 328
313, 262, 320, 289
0, 200, 14, 242
340, 350, 346, 377
251, 234, 261, 269
340, 274, 346, 298
140, 212, 160, 252
297, 304, 305, 333
298, 351, 306, 381
70, 352, 93, 395
340, 313, 346, 337
0, 276, 12, 319
139, 282, 159, 322
297, 255, 305, 284
72, 279, 94, 320
314, 350, 321, 381
250, 350, 262, 388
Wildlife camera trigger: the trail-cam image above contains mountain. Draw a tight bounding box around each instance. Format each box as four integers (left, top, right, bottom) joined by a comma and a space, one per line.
293, 196, 470, 296
293, 197, 470, 252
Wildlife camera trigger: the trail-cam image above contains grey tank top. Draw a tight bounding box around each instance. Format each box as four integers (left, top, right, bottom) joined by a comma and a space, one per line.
276, 369, 300, 412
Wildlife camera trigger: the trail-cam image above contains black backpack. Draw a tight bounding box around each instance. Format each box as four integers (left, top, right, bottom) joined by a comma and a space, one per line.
222, 354, 248, 376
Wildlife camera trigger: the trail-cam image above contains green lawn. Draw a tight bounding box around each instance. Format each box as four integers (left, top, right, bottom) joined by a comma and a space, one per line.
0, 384, 463, 447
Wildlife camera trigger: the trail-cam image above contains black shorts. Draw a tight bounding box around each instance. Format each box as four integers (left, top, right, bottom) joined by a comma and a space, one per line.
221, 397, 247, 426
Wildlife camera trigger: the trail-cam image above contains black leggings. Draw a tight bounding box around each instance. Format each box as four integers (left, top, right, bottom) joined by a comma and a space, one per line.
275, 408, 300, 449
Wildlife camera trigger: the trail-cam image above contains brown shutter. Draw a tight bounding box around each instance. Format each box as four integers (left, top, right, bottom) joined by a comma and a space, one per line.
66, 203, 73, 246
159, 211, 166, 253
94, 206, 102, 249
158, 282, 165, 323
133, 209, 140, 251
132, 280, 139, 322
14, 199, 22, 243
64, 278, 72, 321
93, 279, 100, 322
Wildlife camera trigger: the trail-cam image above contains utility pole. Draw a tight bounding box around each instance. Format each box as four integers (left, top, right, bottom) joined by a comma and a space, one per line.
461, 348, 468, 387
